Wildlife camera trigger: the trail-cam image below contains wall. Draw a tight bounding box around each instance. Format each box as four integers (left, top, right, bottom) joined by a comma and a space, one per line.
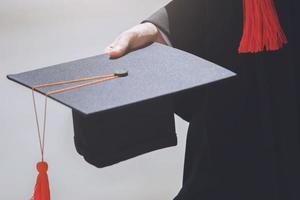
0, 0, 189, 199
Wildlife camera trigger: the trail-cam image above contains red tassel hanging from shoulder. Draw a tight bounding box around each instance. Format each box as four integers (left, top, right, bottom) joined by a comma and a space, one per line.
239, 0, 288, 53
31, 161, 50, 200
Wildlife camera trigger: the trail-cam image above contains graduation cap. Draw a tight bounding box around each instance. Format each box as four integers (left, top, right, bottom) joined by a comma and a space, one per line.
7, 42, 235, 199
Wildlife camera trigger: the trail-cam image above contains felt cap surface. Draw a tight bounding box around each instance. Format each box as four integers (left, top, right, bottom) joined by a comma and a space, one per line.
7, 43, 235, 115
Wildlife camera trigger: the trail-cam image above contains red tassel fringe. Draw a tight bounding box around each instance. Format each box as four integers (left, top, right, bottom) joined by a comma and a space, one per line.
31, 162, 50, 200
239, 0, 288, 53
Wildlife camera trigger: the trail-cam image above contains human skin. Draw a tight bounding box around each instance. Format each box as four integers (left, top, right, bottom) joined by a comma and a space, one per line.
104, 22, 167, 58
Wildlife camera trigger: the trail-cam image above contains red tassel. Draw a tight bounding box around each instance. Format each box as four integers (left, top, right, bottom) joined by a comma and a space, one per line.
31, 162, 50, 200
239, 0, 288, 53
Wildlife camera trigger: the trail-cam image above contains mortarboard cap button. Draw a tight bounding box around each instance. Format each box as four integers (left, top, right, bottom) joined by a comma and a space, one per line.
114, 69, 128, 77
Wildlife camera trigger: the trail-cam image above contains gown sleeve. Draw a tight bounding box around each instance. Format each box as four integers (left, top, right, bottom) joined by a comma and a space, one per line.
143, 0, 196, 47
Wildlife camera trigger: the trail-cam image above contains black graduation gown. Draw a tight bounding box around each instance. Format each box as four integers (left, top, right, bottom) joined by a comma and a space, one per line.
146, 0, 300, 199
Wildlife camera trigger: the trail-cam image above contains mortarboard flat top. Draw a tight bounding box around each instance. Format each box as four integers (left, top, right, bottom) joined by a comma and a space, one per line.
7, 43, 235, 115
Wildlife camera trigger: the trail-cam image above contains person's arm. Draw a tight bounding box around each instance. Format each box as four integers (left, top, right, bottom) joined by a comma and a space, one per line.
105, 0, 194, 58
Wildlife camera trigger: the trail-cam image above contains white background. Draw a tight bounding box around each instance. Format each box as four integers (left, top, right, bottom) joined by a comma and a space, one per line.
0, 0, 189, 199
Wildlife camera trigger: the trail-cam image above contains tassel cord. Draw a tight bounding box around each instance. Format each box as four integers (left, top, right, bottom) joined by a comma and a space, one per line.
31, 73, 120, 160
30, 71, 127, 200
32, 91, 48, 162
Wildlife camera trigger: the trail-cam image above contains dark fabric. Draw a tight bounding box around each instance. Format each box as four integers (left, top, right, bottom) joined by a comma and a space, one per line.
145, 7, 170, 38
147, 0, 300, 199
72, 97, 177, 168
67, 42, 235, 168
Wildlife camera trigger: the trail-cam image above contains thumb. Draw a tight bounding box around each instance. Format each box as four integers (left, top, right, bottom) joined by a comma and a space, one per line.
108, 32, 134, 58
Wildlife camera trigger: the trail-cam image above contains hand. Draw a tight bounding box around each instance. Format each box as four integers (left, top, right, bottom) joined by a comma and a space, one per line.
104, 22, 168, 59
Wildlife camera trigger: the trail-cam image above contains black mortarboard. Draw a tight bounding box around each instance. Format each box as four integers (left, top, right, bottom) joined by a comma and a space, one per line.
7, 43, 235, 168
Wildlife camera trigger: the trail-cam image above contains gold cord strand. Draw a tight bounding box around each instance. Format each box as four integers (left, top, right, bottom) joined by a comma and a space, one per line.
33, 74, 115, 89
32, 90, 46, 160
46, 76, 118, 96
31, 72, 124, 160
41, 96, 48, 161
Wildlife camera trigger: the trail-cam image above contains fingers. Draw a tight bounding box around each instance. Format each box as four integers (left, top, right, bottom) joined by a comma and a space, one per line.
103, 36, 119, 54
105, 31, 135, 59
104, 23, 159, 59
